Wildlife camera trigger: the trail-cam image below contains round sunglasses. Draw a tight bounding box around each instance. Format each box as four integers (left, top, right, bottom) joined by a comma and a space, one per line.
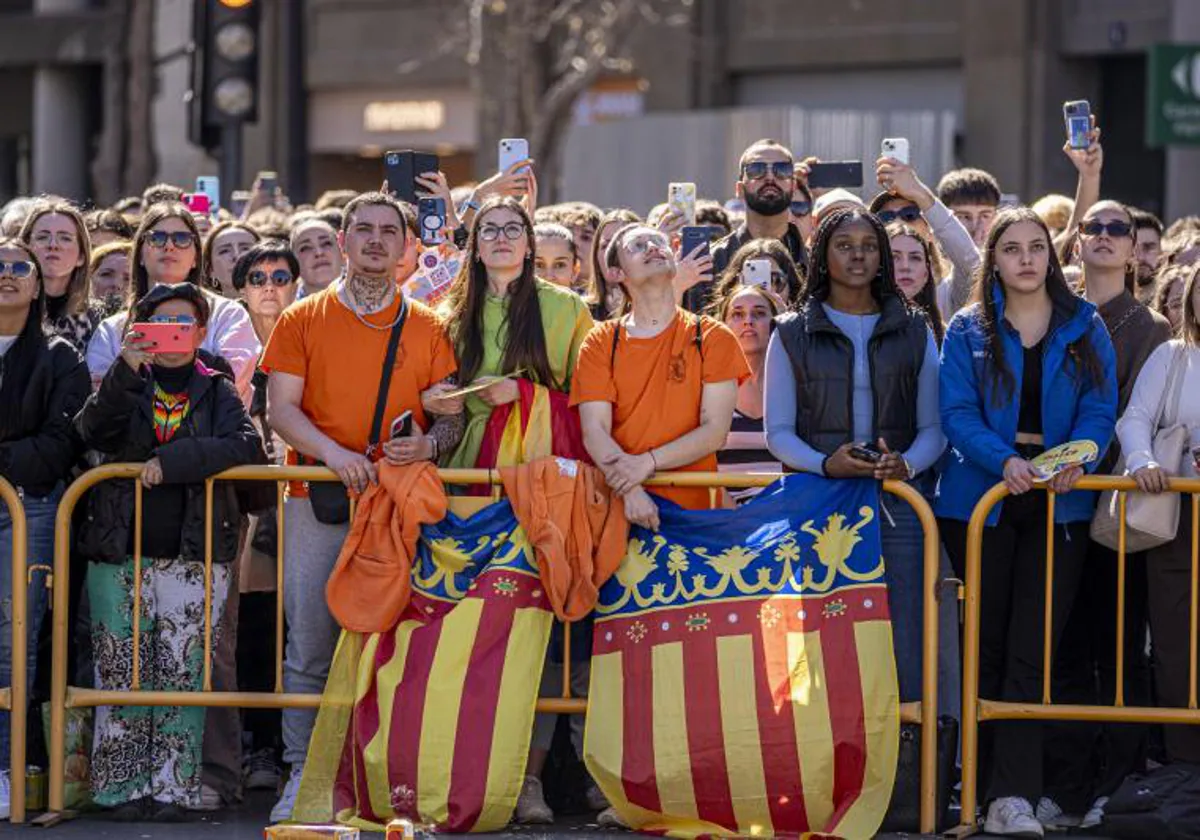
144, 230, 196, 250
247, 269, 295, 288
0, 260, 34, 279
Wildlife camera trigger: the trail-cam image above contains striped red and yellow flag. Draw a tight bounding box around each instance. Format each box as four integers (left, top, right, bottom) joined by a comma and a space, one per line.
584, 475, 899, 839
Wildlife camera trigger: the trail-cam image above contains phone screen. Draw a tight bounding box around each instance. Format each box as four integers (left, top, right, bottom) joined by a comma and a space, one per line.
806, 161, 864, 189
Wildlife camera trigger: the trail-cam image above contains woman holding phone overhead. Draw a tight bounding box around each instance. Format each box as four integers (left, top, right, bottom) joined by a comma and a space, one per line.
764, 207, 945, 707
86, 203, 260, 401
937, 207, 1116, 837
438, 196, 594, 471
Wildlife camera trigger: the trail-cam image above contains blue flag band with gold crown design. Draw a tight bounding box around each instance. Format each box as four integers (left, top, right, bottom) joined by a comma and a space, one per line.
297, 471, 899, 839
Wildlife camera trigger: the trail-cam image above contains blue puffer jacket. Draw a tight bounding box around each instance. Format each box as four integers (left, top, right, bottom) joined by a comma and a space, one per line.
936, 282, 1117, 526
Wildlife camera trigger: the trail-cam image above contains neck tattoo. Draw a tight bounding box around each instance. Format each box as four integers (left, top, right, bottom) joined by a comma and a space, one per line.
347, 272, 393, 314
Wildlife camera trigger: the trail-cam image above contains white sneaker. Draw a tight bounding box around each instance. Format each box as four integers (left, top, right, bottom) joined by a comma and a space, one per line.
1035, 796, 1062, 824
514, 775, 553, 824
597, 805, 628, 828
270, 763, 304, 823
1080, 795, 1108, 830
189, 783, 223, 812
244, 749, 283, 791
0, 770, 9, 820
984, 797, 1044, 837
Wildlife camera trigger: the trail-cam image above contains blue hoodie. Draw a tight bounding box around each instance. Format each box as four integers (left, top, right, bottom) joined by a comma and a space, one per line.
936, 282, 1117, 526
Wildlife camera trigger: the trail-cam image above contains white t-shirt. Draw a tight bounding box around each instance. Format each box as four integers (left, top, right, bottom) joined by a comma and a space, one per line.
0, 335, 17, 357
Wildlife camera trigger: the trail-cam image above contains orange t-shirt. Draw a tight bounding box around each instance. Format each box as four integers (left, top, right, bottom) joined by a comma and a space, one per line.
261, 285, 458, 495
569, 311, 750, 509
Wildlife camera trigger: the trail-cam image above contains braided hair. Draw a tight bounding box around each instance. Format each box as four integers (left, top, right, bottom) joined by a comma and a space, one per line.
800, 207, 903, 308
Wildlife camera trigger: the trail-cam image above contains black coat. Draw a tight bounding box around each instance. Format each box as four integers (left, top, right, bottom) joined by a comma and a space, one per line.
0, 336, 89, 497
74, 358, 264, 565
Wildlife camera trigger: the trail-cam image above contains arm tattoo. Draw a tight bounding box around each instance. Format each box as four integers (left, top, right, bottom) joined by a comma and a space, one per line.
428, 412, 465, 463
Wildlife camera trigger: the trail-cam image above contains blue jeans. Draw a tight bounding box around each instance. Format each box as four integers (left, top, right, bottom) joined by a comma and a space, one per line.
0, 484, 61, 766
882, 489, 926, 704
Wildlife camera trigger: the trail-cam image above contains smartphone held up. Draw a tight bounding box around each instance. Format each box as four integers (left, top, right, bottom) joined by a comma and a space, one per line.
1064, 100, 1092, 149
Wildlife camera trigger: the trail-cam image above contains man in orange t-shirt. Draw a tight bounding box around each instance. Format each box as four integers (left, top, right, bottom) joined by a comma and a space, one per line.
260, 191, 462, 821
570, 223, 749, 526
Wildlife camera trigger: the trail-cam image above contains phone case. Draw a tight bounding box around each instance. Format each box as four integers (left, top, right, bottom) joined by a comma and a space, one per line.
498, 138, 530, 174
418, 198, 447, 246
680, 225, 712, 258
132, 322, 196, 354
881, 138, 909, 165
742, 259, 772, 288
1064, 101, 1091, 150
195, 176, 220, 210
668, 183, 697, 224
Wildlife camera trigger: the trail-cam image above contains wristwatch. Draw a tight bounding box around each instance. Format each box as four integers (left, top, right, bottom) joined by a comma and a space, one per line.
903, 456, 916, 481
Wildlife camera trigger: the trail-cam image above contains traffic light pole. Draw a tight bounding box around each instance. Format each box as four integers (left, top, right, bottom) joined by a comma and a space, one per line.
220, 123, 243, 208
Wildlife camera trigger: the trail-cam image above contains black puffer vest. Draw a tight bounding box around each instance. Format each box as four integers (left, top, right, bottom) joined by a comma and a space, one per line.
774, 295, 929, 456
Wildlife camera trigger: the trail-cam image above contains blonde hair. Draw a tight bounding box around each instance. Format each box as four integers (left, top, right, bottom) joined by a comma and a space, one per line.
1032, 193, 1074, 234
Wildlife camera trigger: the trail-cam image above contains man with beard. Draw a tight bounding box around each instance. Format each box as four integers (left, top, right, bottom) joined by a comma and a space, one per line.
1131, 208, 1164, 306
683, 139, 808, 313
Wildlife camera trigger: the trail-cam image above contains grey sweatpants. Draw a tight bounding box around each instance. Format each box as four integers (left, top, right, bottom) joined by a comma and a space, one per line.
281, 496, 349, 767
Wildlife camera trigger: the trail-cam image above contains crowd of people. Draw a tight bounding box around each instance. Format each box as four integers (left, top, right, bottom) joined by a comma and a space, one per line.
0, 113, 1198, 837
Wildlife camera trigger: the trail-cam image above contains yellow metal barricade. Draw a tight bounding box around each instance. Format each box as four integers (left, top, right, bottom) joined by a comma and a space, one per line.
0, 477, 28, 823
44, 465, 943, 833
959, 476, 1200, 835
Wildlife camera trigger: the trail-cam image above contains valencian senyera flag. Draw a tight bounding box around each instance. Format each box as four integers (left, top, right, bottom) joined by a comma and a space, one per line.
585, 474, 899, 839
295, 472, 898, 838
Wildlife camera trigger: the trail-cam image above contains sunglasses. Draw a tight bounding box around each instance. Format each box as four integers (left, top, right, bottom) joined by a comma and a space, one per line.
790, 201, 812, 217
1079, 220, 1133, 238
0, 260, 34, 279
878, 205, 923, 225
147, 314, 196, 325
144, 231, 195, 250
247, 269, 295, 288
626, 235, 671, 255
479, 223, 526, 242
742, 161, 794, 181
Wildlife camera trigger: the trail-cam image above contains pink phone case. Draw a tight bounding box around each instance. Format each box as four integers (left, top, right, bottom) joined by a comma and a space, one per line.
132, 322, 196, 354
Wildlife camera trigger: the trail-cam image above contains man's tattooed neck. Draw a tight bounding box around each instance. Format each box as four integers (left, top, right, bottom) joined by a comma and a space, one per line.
347, 271, 394, 314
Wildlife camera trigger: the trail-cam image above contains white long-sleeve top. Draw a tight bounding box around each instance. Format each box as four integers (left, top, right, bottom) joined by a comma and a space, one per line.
86, 290, 261, 405
1116, 340, 1200, 477
926, 198, 983, 318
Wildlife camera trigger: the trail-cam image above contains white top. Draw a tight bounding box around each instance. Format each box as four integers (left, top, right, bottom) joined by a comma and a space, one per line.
86, 290, 261, 405
0, 335, 16, 357
1116, 340, 1200, 477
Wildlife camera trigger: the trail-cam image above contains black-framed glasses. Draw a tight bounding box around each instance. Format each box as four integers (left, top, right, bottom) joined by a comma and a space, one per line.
877, 205, 923, 225
144, 230, 195, 250
247, 269, 295, 288
790, 201, 812, 217
0, 260, 34, 279
479, 223, 526, 242
742, 161, 794, 181
1079, 220, 1133, 238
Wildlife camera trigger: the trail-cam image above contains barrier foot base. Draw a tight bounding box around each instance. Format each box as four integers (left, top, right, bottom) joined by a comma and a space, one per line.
31, 809, 76, 828
945, 821, 979, 838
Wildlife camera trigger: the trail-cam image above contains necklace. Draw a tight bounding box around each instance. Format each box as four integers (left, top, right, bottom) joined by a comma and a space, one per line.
342, 278, 404, 330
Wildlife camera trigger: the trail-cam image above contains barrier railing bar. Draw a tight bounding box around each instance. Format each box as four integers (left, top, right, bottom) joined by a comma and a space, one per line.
977, 699, 1200, 724
1, 478, 28, 823
132, 481, 143, 691
275, 480, 286, 695
1115, 492, 1127, 707
1192, 494, 1199, 710
1042, 491, 1056, 706
203, 479, 215, 692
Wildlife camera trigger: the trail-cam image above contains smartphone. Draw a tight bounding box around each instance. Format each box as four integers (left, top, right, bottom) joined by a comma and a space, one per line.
742, 259, 773, 289
182, 193, 210, 215
807, 161, 864, 189
498, 138, 530, 174
230, 190, 251, 217
680, 225, 720, 258
390, 410, 413, 440
384, 150, 440, 205
418, 197, 447, 246
999, 192, 1021, 207
880, 138, 910, 165
256, 170, 278, 196
1063, 100, 1092, 150
131, 322, 197, 354
668, 182, 697, 225
849, 442, 883, 463
195, 175, 220, 212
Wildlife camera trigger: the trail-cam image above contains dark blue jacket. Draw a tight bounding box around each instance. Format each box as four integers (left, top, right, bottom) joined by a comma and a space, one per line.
936, 282, 1117, 526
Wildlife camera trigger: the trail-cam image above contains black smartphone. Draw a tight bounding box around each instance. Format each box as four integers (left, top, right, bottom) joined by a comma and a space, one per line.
806, 161, 864, 189
384, 150, 440, 205
390, 410, 413, 440
849, 442, 883, 463
680, 225, 721, 258
256, 170, 278, 196
418, 197, 447, 246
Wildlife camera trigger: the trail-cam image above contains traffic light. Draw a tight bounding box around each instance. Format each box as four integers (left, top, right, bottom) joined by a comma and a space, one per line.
188, 0, 260, 151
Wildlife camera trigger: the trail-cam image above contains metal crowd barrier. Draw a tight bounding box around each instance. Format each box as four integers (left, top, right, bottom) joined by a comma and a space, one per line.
38, 464, 943, 833
0, 477, 28, 824
959, 476, 1200, 835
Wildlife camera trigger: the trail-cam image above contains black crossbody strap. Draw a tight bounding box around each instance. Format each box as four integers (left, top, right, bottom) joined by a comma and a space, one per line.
368, 298, 409, 448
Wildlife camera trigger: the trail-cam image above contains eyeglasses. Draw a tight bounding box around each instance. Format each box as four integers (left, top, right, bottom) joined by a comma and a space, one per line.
147, 314, 196, 325
144, 231, 195, 250
479, 223, 526, 242
247, 269, 295, 288
1080, 220, 1133, 238
742, 161, 794, 181
0, 260, 34, 279
790, 201, 812, 217
625, 235, 671, 255
877, 205, 923, 225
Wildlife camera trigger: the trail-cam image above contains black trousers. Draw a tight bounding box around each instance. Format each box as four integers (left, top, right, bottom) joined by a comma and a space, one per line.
941, 491, 1090, 805
1044, 540, 1150, 810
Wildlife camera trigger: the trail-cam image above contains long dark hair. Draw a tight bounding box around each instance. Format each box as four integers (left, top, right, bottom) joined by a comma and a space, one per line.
131, 203, 204, 300
800, 207, 901, 307
18, 199, 92, 317
587, 208, 641, 319
443, 197, 556, 388
974, 206, 1105, 405
0, 239, 48, 437
708, 238, 804, 316
885, 221, 945, 345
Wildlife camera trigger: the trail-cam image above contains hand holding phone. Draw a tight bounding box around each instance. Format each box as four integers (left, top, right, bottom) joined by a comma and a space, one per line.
668, 183, 697, 226
1063, 100, 1092, 150
384, 150, 440, 204
390, 410, 414, 440
880, 138, 910, 166
418, 198, 447, 246
129, 322, 197, 355
849, 442, 883, 463
680, 225, 720, 259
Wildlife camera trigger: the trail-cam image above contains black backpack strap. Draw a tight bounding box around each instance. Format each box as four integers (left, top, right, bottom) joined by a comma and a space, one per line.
367, 298, 409, 454
610, 319, 622, 368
